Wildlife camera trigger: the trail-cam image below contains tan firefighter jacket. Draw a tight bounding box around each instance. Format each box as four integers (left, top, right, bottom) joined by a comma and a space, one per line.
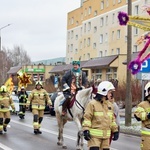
0, 93, 15, 112
27, 89, 52, 110
82, 99, 118, 139
134, 100, 150, 135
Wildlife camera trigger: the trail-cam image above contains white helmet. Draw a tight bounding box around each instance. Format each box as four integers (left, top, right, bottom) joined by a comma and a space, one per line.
97, 81, 115, 96
145, 82, 150, 97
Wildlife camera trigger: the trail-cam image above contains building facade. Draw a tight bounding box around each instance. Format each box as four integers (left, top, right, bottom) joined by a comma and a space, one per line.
66, 0, 149, 82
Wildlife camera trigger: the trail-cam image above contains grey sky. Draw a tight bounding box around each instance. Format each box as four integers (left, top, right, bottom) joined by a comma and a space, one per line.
0, 0, 80, 61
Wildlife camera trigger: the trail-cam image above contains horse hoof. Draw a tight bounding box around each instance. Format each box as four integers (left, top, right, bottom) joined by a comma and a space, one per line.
62, 145, 67, 149
57, 142, 62, 146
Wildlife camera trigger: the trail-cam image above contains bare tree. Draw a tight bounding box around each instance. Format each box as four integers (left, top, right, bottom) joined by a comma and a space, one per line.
0, 45, 31, 83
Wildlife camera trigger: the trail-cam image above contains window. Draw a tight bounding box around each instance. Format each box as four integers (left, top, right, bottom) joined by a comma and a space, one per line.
111, 49, 114, 55
100, 17, 104, 27
100, 1, 104, 10
71, 44, 73, 51
117, 30, 121, 39
100, 34, 103, 43
145, 0, 148, 4
88, 6, 92, 15
99, 51, 103, 57
85, 8, 87, 16
105, 33, 108, 42
134, 5, 139, 15
71, 30, 74, 39
134, 28, 138, 35
68, 45, 70, 52
84, 39, 86, 47
68, 32, 70, 39
71, 17, 74, 24
113, 0, 116, 5
87, 38, 91, 46
104, 50, 107, 56
80, 27, 82, 36
93, 43, 96, 49
76, 21, 79, 26
94, 26, 97, 33
87, 53, 90, 60
112, 13, 115, 24
118, 0, 121, 3
112, 31, 114, 41
94, 10, 97, 16
84, 23, 86, 32
81, 13, 83, 20
106, 0, 109, 7
76, 34, 78, 40
88, 22, 91, 31
133, 45, 138, 52
116, 48, 120, 54
80, 42, 82, 49
106, 16, 108, 25
125, 36, 127, 42
75, 49, 78, 54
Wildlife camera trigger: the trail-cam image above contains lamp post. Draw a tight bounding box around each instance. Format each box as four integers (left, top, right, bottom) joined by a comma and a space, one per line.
0, 24, 11, 51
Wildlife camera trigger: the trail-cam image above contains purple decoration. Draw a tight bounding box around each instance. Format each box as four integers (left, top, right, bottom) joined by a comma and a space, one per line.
118, 12, 129, 25
128, 37, 150, 75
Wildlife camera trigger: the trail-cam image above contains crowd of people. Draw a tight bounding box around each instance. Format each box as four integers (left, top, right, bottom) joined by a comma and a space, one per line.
0, 60, 149, 150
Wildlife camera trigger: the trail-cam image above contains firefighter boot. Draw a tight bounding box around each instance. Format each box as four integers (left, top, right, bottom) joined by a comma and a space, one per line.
34, 129, 39, 134
3, 126, 7, 132
37, 129, 42, 134
0, 131, 3, 134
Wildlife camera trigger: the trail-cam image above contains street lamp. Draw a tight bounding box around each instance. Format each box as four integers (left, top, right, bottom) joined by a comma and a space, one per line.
0, 24, 11, 51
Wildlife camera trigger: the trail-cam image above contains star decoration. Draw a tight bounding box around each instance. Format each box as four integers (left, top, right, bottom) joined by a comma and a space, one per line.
18, 73, 32, 88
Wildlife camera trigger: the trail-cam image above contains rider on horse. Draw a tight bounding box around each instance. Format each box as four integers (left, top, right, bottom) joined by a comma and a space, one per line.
61, 60, 87, 116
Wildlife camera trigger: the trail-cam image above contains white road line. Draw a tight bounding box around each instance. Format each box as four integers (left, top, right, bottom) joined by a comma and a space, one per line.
0, 143, 13, 150
10, 120, 118, 150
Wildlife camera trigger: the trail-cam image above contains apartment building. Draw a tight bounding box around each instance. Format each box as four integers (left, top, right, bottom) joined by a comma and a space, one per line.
66, 0, 149, 82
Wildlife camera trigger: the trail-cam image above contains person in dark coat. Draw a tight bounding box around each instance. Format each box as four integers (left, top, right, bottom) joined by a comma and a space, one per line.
61, 60, 87, 115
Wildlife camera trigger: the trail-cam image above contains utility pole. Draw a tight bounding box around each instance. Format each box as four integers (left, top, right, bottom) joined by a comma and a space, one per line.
125, 0, 132, 126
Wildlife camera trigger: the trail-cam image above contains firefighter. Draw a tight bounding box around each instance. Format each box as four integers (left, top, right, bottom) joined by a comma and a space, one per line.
82, 81, 119, 150
0, 85, 15, 134
18, 86, 28, 119
27, 81, 52, 134
134, 82, 150, 150
61, 60, 87, 116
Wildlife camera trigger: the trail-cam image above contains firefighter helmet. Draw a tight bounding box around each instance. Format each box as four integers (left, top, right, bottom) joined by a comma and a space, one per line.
97, 81, 115, 96
144, 82, 150, 97
0, 85, 7, 93
35, 81, 42, 86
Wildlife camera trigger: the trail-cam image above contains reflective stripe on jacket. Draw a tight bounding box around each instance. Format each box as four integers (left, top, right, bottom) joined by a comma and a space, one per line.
134, 101, 150, 128
82, 99, 118, 139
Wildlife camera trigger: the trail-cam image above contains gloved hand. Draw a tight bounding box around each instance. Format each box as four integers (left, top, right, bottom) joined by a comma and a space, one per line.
147, 112, 150, 119
83, 130, 91, 141
112, 132, 119, 141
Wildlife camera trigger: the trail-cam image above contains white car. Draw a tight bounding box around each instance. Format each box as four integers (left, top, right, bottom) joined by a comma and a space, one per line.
10, 94, 19, 114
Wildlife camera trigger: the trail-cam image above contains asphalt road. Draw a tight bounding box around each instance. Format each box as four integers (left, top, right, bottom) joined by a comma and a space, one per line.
0, 112, 141, 150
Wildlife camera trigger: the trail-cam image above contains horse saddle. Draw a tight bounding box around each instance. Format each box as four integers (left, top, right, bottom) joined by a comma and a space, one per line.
59, 95, 76, 109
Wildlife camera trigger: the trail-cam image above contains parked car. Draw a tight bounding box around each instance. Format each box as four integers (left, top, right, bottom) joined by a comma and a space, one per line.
49, 92, 62, 116
10, 92, 19, 115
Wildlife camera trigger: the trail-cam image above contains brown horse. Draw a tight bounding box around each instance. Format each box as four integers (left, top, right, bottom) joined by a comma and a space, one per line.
54, 87, 94, 150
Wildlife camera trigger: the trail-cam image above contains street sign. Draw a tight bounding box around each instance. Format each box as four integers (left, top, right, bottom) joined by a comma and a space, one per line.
139, 59, 150, 73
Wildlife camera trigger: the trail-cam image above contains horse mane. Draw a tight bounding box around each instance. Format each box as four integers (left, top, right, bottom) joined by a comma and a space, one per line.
76, 87, 92, 102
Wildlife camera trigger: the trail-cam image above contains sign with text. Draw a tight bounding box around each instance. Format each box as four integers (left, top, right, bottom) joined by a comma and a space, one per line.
139, 59, 150, 73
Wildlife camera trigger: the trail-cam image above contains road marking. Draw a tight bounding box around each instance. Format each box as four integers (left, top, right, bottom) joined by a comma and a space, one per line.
0, 143, 13, 150
11, 120, 118, 150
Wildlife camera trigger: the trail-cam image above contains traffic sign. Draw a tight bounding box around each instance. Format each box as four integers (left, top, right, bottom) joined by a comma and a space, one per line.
139, 59, 150, 73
